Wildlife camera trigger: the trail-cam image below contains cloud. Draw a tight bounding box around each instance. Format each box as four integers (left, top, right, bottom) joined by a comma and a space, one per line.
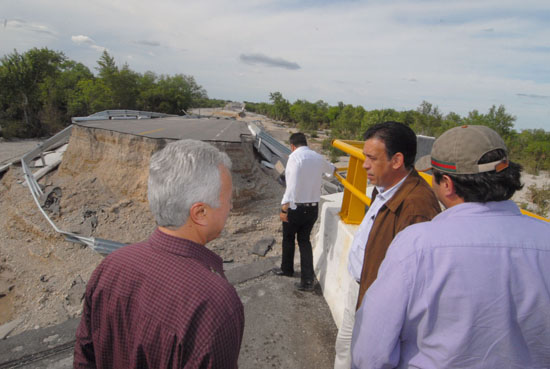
135, 40, 161, 47
71, 35, 107, 52
71, 35, 95, 45
517, 93, 550, 99
5, 19, 57, 36
91, 45, 107, 52
239, 53, 300, 70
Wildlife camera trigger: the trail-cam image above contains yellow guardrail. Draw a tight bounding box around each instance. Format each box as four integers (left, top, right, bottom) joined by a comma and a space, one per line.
332, 139, 550, 224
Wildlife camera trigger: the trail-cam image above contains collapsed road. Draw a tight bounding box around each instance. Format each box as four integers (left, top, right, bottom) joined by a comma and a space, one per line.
0, 111, 338, 368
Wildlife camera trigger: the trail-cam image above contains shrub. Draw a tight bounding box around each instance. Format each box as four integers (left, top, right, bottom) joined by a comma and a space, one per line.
526, 182, 550, 218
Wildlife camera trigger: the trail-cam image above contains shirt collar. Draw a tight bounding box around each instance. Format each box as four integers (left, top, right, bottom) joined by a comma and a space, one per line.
375, 170, 411, 201
148, 228, 225, 276
433, 200, 522, 222
291, 146, 308, 155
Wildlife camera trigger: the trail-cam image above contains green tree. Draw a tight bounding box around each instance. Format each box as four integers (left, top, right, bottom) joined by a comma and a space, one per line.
463, 105, 516, 138
138, 74, 207, 114
40, 60, 93, 132
269, 92, 291, 122
96, 50, 117, 81
326, 102, 344, 123
411, 101, 443, 136
68, 79, 113, 116
136, 71, 158, 111
485, 105, 515, 137
0, 48, 66, 136
290, 99, 327, 131
95, 52, 139, 109
331, 104, 365, 139
361, 109, 399, 134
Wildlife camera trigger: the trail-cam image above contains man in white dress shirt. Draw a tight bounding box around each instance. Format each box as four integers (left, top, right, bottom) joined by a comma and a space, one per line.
274, 132, 335, 291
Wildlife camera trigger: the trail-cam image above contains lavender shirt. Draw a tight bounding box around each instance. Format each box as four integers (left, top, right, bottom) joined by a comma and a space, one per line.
352, 200, 550, 369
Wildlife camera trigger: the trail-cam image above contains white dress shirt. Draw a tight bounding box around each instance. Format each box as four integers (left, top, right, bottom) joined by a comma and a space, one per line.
347, 173, 409, 281
281, 146, 335, 209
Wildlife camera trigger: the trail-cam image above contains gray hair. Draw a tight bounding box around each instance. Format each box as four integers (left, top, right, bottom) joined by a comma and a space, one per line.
148, 139, 232, 228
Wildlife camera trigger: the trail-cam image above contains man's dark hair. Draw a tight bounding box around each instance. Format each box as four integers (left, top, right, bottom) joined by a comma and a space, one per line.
363, 121, 417, 169
289, 132, 308, 147
433, 149, 523, 202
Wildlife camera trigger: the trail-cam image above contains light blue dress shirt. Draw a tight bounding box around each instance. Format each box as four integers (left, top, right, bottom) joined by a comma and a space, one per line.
352, 200, 550, 369
347, 174, 409, 281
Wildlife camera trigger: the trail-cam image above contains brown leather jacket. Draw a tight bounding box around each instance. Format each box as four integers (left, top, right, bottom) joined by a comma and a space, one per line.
356, 170, 441, 309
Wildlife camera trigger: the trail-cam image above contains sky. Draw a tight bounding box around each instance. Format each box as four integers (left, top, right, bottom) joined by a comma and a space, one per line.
1, 0, 550, 131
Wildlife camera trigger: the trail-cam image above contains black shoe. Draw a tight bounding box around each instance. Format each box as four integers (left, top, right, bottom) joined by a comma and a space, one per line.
273, 268, 294, 277
295, 281, 314, 291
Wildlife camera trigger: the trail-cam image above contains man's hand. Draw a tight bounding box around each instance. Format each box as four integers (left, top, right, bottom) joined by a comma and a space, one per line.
280, 204, 289, 222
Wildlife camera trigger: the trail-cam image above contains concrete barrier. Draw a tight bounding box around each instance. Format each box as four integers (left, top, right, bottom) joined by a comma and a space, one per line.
313, 187, 374, 328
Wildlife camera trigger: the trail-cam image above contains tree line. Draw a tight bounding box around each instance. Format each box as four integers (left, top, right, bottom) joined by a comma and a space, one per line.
245, 92, 550, 175
0, 48, 226, 138
1, 48, 548, 176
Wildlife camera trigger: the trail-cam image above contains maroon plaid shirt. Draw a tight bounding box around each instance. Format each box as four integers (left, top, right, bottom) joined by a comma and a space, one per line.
74, 228, 244, 369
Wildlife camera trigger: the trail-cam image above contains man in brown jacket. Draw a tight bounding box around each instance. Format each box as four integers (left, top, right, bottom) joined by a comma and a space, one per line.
334, 121, 441, 369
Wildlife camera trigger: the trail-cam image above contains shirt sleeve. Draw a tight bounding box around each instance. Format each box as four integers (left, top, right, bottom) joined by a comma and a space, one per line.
281, 155, 298, 208
351, 238, 410, 369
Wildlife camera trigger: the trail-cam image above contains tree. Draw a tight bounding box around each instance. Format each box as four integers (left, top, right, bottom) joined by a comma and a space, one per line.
412, 101, 443, 136
463, 105, 516, 138
361, 109, 399, 133
40, 60, 93, 132
269, 92, 291, 122
96, 51, 117, 81
331, 104, 364, 139
68, 79, 113, 116
485, 105, 515, 137
137, 74, 207, 114
0, 48, 66, 136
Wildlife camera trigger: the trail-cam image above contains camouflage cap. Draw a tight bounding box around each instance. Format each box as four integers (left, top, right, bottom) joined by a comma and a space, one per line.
415, 125, 509, 175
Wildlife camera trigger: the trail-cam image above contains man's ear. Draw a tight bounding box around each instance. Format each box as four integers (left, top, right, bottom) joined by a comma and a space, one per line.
391, 152, 405, 169
189, 202, 208, 226
440, 174, 455, 196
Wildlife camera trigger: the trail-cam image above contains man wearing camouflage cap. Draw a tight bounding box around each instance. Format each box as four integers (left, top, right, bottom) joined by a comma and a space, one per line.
351, 125, 550, 369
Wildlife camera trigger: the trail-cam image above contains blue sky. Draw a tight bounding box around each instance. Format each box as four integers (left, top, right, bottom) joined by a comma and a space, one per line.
1, 0, 550, 130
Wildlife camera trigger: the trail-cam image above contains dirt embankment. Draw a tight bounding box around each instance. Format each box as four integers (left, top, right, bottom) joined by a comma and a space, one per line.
0, 123, 285, 336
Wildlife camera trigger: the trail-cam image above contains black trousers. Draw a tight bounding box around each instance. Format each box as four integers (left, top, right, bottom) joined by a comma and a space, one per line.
281, 205, 318, 282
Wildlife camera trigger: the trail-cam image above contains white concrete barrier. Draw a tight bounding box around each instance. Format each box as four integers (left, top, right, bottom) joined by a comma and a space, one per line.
313, 188, 373, 328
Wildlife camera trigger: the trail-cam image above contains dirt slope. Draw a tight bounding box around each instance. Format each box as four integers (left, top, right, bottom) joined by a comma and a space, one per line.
0, 122, 285, 336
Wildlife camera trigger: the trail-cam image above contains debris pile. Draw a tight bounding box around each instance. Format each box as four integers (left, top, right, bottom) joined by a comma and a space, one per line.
0, 124, 285, 337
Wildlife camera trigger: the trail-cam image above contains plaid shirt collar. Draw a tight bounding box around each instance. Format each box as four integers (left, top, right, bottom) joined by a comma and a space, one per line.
149, 228, 225, 277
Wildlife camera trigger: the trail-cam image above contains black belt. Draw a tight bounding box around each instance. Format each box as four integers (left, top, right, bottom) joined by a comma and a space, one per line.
295, 202, 318, 207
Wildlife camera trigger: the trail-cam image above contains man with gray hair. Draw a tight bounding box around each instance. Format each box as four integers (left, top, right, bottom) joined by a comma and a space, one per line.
74, 140, 244, 369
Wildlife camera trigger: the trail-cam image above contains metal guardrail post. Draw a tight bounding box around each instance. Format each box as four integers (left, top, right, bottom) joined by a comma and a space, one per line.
332, 140, 368, 225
